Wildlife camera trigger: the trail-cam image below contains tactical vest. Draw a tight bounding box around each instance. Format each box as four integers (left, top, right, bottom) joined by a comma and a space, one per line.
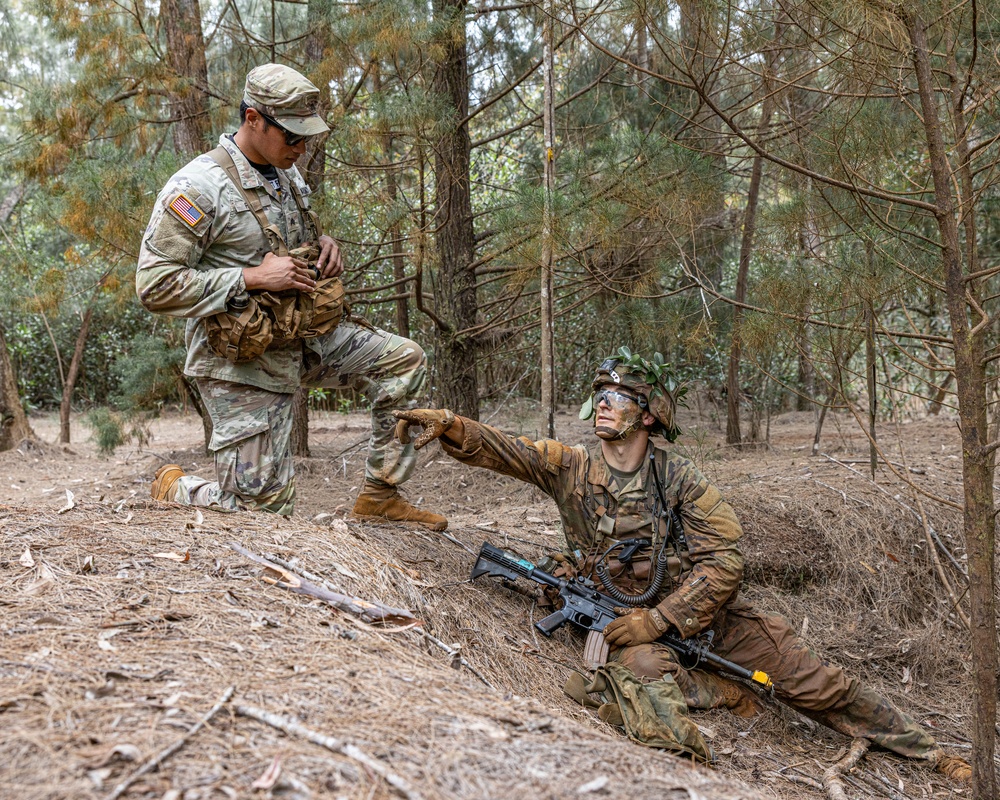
203, 146, 346, 364
578, 445, 693, 605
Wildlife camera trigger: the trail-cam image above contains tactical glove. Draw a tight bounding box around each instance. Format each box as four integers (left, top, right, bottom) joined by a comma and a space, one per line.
602, 606, 669, 648
393, 409, 456, 449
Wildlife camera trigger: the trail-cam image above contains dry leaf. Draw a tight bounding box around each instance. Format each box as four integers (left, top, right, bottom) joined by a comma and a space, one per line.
86, 743, 141, 768
577, 776, 609, 794
186, 509, 205, 529
19, 548, 34, 568
57, 489, 76, 514
329, 519, 349, 535
97, 630, 121, 652
332, 562, 360, 580
152, 551, 190, 562
859, 560, 877, 575
251, 756, 282, 790
23, 563, 57, 596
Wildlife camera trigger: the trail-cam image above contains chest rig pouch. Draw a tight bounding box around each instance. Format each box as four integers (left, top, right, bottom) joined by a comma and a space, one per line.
203, 147, 347, 363
583, 447, 692, 606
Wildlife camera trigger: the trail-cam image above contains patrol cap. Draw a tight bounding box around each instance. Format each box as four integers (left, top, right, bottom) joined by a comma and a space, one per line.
243, 64, 330, 137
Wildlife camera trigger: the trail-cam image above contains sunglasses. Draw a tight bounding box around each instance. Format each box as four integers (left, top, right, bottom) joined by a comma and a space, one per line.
258, 111, 309, 146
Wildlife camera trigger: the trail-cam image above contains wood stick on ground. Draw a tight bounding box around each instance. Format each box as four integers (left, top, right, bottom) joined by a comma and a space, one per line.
415, 628, 495, 688
822, 738, 869, 800
105, 685, 235, 800
230, 542, 419, 625
236, 703, 422, 800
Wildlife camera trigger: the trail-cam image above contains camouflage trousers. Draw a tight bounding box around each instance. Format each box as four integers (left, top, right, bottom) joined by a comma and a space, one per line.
613, 599, 941, 762
170, 321, 427, 514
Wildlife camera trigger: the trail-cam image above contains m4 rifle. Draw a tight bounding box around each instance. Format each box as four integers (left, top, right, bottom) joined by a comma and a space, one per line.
471, 541, 772, 690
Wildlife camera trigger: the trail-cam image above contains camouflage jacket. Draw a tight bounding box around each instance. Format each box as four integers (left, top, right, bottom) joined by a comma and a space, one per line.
441, 418, 744, 639
135, 135, 316, 393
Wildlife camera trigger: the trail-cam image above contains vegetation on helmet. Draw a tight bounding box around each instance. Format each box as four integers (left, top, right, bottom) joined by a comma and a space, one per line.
580, 347, 687, 441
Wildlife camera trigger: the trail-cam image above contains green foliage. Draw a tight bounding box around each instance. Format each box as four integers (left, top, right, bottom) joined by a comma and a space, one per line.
85, 406, 150, 456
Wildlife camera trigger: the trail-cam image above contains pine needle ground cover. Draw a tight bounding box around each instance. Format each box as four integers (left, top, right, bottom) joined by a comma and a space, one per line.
0, 405, 973, 799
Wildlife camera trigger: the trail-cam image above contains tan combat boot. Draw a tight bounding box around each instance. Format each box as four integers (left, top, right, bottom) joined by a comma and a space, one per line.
352, 481, 448, 531
150, 464, 185, 502
935, 754, 971, 781
718, 679, 764, 718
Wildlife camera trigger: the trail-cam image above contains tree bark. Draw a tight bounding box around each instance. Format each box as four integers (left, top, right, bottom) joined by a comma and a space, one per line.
726, 31, 777, 446
907, 14, 996, 798
678, 0, 729, 291
290, 387, 310, 458
161, 0, 210, 156
301, 0, 333, 192
59, 287, 100, 444
539, 0, 556, 438
0, 324, 34, 450
431, 0, 479, 419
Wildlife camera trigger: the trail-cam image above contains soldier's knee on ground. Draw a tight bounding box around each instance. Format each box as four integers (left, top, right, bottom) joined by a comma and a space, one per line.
613, 643, 682, 680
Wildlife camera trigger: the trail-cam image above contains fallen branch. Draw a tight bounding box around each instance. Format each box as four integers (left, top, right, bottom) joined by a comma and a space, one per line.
415, 629, 494, 688
230, 543, 419, 626
105, 685, 235, 800
822, 738, 869, 800
236, 703, 422, 800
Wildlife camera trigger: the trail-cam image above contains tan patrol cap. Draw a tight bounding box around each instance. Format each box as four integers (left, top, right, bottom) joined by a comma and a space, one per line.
243, 64, 330, 137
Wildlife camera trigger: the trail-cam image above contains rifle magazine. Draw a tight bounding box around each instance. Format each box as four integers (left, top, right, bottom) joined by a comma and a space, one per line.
583, 629, 610, 669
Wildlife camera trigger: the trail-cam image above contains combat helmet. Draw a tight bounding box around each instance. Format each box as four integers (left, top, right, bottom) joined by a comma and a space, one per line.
580, 347, 684, 441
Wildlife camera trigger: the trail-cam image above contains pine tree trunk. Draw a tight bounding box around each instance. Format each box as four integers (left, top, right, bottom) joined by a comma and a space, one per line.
161, 0, 210, 155
726, 47, 775, 447
300, 0, 333, 192
432, 0, 479, 419
0, 324, 33, 450
59, 288, 98, 444
907, 14, 996, 798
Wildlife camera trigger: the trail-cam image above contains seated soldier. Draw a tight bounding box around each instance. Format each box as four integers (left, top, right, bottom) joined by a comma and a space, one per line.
393, 350, 970, 780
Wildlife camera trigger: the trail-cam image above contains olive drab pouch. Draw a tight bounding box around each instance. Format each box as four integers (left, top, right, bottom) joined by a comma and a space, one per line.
287, 244, 346, 339
201, 147, 346, 362
563, 663, 713, 763
204, 294, 274, 364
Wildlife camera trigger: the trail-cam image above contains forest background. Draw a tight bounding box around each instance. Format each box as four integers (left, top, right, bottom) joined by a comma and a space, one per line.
0, 0, 999, 795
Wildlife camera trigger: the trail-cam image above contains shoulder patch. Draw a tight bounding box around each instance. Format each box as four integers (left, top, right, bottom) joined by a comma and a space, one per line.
168, 193, 206, 227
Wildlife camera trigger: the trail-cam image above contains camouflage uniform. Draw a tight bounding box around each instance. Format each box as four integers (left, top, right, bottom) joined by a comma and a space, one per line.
439, 418, 943, 762
136, 133, 426, 514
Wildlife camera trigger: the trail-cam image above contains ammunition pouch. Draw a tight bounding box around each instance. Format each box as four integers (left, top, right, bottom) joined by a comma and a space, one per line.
204, 296, 274, 364
204, 245, 347, 363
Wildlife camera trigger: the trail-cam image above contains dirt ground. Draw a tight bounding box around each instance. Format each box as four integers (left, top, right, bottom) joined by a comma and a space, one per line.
0, 398, 982, 799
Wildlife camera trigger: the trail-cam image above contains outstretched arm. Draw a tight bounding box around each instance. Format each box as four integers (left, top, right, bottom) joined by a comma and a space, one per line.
392, 409, 579, 500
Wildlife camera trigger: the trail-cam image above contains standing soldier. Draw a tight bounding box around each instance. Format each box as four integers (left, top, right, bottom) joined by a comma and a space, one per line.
136, 63, 445, 530
393, 350, 970, 779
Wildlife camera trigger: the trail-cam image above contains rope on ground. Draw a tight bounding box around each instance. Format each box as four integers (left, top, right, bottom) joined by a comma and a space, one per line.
822, 738, 869, 800
105, 685, 235, 800
235, 703, 422, 800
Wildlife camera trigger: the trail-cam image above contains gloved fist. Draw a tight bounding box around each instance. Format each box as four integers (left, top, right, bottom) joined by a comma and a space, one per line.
393, 408, 456, 449
602, 606, 669, 648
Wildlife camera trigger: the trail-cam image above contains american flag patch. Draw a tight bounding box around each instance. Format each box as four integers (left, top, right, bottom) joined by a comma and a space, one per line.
168, 193, 205, 227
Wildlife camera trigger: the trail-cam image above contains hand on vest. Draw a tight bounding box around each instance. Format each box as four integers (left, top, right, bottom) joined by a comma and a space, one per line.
316, 234, 344, 279
602, 606, 669, 648
393, 409, 456, 449
244, 252, 317, 293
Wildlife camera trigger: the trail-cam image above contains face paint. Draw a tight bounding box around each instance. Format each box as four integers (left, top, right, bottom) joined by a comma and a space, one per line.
594, 388, 645, 440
